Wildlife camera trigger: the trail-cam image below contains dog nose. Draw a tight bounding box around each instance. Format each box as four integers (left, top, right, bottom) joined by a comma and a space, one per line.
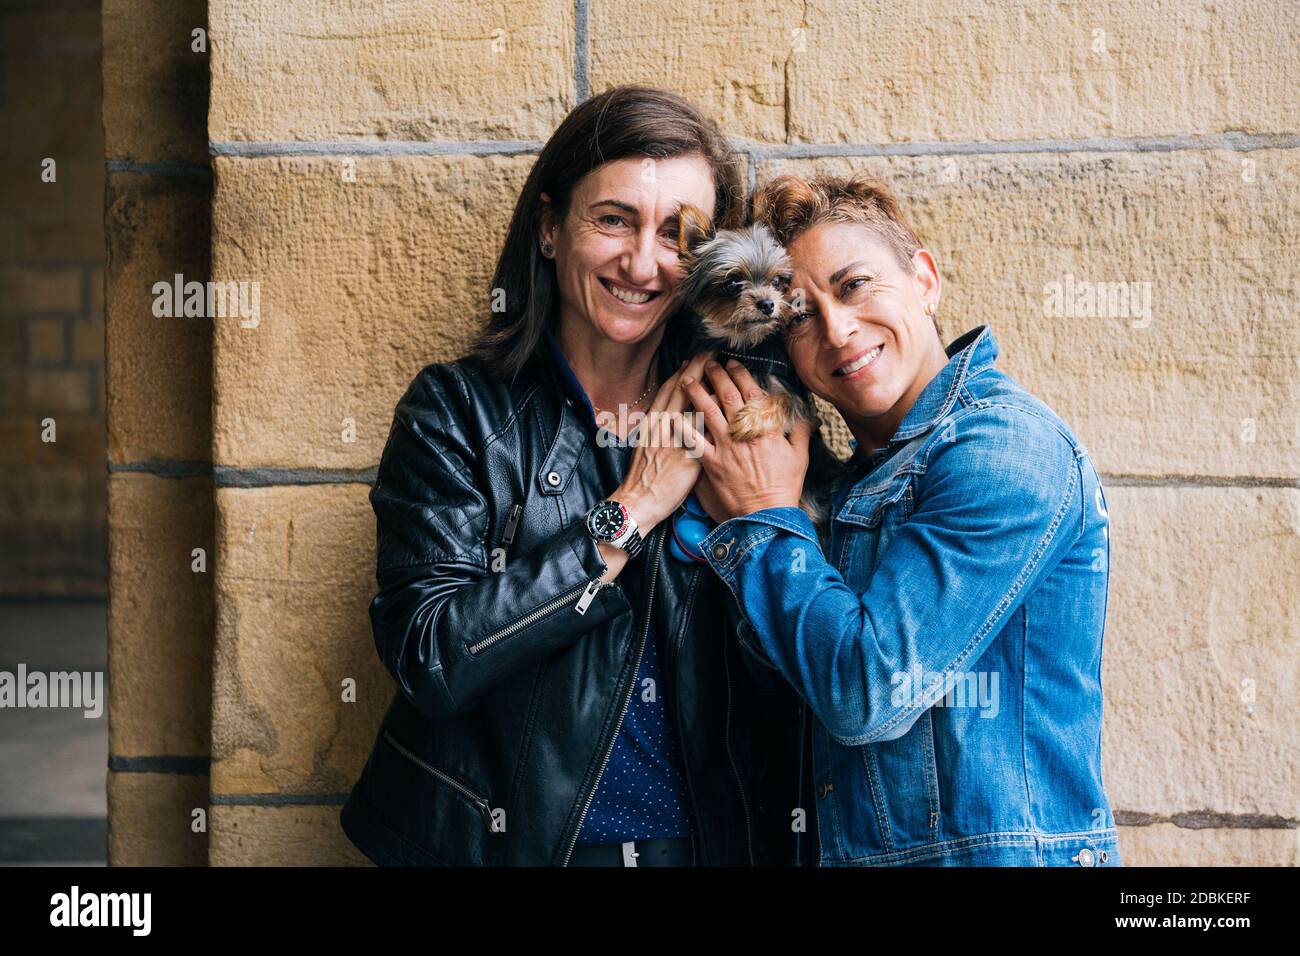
756, 299, 775, 315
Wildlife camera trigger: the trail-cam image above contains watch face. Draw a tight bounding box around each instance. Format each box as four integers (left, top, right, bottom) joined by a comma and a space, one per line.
587, 501, 627, 540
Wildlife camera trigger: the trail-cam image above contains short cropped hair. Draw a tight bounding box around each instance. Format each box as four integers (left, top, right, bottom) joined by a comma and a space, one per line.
753, 172, 939, 334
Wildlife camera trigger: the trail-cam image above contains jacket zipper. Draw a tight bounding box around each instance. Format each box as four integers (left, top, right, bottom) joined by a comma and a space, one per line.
560, 527, 661, 866
722, 633, 755, 865
382, 728, 495, 830
467, 576, 607, 655
670, 567, 707, 863
500, 503, 522, 548
796, 701, 810, 866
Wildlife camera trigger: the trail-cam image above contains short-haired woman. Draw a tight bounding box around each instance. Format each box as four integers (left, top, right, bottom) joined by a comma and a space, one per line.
681, 174, 1123, 867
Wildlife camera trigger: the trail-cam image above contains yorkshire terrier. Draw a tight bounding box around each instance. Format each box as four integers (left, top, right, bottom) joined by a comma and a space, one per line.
676, 205, 814, 441
675, 204, 844, 534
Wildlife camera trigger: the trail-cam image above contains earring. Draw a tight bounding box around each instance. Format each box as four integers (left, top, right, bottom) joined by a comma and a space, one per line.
540, 240, 554, 257
926, 301, 937, 317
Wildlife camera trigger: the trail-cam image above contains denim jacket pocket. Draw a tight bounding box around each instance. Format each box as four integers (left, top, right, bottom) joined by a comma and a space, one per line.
837, 472, 915, 529
838, 708, 941, 857
833, 476, 915, 583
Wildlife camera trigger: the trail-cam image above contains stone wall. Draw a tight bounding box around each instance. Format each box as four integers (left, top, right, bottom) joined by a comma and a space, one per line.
104, 0, 1299, 865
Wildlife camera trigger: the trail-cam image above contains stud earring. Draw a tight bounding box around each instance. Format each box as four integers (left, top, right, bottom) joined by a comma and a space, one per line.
540, 240, 555, 257
925, 301, 937, 317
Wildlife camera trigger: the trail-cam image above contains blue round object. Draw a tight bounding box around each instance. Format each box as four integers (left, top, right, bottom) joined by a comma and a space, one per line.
669, 491, 714, 563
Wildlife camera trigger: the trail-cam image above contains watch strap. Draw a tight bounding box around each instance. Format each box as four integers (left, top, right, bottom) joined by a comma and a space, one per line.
615, 526, 644, 558
610, 508, 643, 557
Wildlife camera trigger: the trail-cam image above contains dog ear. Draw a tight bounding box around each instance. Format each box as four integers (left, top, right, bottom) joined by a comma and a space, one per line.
676, 203, 715, 258
751, 185, 782, 232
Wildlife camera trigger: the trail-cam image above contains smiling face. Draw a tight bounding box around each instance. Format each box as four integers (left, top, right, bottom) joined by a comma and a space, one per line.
783, 220, 948, 448
541, 154, 718, 349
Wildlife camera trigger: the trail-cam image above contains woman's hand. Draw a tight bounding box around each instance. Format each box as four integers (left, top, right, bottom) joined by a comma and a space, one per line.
679, 359, 812, 520
613, 350, 716, 532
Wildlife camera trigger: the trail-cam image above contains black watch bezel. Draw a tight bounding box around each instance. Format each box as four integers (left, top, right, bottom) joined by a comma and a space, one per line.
586, 499, 644, 557
586, 500, 627, 542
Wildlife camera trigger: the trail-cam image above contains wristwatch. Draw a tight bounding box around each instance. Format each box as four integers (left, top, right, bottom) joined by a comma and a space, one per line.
585, 499, 645, 558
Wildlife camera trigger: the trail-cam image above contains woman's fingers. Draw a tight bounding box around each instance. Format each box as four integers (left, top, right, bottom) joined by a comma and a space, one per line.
722, 359, 767, 401
678, 413, 715, 464
663, 351, 714, 414
704, 360, 745, 415
649, 361, 688, 414
680, 375, 731, 444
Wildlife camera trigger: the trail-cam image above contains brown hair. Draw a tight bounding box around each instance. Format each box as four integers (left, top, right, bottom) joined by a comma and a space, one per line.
754, 172, 940, 335
470, 85, 746, 381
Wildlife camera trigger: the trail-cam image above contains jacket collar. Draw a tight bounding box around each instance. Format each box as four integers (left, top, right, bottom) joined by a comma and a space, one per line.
853, 324, 999, 466
544, 329, 599, 428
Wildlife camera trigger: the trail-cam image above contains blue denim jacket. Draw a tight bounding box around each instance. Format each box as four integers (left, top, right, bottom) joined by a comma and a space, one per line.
700, 325, 1122, 866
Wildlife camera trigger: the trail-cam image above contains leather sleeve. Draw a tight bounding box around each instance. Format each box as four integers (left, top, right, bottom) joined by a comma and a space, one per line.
368, 364, 634, 720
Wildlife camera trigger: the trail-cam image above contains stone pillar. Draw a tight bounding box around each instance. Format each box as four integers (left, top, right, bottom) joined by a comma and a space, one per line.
103, 0, 213, 865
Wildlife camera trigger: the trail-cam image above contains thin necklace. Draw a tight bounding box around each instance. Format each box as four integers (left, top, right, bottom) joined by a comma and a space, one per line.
591, 366, 657, 417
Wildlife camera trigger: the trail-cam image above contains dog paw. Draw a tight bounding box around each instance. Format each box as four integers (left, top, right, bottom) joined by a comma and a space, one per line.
730, 393, 789, 441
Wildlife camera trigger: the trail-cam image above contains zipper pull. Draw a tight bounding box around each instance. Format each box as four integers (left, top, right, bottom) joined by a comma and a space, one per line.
501, 503, 522, 546
574, 578, 604, 615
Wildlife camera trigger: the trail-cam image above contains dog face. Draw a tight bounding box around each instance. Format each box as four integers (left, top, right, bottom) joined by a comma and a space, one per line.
677, 205, 794, 350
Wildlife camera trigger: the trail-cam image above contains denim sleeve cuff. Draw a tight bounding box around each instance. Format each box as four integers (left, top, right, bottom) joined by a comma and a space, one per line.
700, 505, 819, 580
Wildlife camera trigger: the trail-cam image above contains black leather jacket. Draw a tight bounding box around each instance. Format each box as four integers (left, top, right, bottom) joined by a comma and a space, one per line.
340, 341, 809, 866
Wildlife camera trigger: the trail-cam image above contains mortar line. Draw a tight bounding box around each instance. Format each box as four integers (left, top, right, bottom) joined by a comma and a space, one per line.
108, 460, 214, 478
209, 140, 545, 158
574, 0, 590, 102
109, 755, 211, 774
209, 793, 350, 806
205, 131, 1300, 161
1100, 473, 1300, 489
106, 160, 212, 178
213, 466, 379, 487
1115, 810, 1299, 829
744, 131, 1300, 159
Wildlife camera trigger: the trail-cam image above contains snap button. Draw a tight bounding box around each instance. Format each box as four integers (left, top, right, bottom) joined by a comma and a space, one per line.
545, 471, 561, 487
1073, 847, 1095, 867
816, 781, 832, 799
710, 537, 734, 561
